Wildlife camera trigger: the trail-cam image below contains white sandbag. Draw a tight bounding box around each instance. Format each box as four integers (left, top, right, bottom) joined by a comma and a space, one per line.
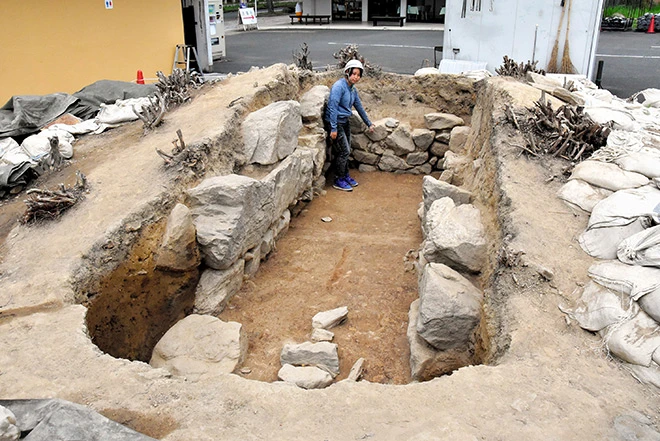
588, 260, 660, 301
20, 129, 74, 160
601, 309, 660, 366
96, 97, 151, 125
627, 362, 660, 389
587, 185, 660, 230
557, 179, 612, 213
579, 185, 660, 258
584, 106, 638, 131
0, 138, 32, 165
568, 281, 635, 332
579, 218, 647, 259
618, 225, 660, 267
570, 160, 648, 192
615, 152, 660, 179
630, 88, 660, 108
48, 119, 101, 135
639, 291, 660, 324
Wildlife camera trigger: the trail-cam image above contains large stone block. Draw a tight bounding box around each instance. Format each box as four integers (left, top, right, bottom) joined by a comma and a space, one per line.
155, 203, 201, 272
424, 113, 465, 131
193, 259, 245, 315
243, 100, 303, 165
280, 341, 339, 375
150, 314, 247, 381
422, 197, 487, 273
186, 174, 274, 270
416, 263, 483, 351
384, 123, 415, 156
300, 85, 329, 123
407, 298, 475, 381
422, 175, 473, 213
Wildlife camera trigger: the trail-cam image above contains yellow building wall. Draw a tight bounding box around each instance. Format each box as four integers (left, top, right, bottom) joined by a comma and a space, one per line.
0, 0, 185, 105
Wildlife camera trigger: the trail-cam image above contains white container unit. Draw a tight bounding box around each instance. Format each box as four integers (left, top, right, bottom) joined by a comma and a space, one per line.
442, 0, 605, 79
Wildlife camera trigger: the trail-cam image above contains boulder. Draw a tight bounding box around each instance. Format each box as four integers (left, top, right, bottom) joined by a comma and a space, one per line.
448, 126, 471, 153
243, 100, 302, 165
406, 151, 429, 166
429, 141, 450, 158
280, 341, 340, 375
263, 149, 314, 217
150, 314, 247, 381
435, 131, 451, 144
359, 164, 378, 173
424, 113, 465, 131
187, 174, 273, 270
193, 259, 245, 315
353, 149, 380, 165
416, 263, 484, 351
422, 175, 473, 213
384, 124, 416, 156
378, 153, 413, 172
300, 85, 329, 123
0, 399, 155, 441
422, 197, 487, 273
278, 364, 333, 389
155, 203, 201, 272
349, 111, 368, 133
411, 128, 435, 150
407, 299, 474, 381
365, 118, 392, 142
351, 133, 370, 151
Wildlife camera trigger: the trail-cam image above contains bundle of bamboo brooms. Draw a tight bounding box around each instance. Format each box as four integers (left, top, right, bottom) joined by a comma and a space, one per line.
548, 0, 577, 74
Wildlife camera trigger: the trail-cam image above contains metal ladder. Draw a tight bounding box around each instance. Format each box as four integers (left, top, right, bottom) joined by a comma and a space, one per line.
172, 44, 203, 74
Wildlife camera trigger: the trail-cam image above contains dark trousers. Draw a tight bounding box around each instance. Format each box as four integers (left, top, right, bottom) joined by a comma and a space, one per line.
332, 120, 351, 179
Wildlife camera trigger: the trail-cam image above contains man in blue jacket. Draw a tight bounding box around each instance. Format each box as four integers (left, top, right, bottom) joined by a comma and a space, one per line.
325, 59, 374, 192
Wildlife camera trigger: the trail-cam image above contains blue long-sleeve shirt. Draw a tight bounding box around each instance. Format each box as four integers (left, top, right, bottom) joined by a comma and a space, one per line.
325, 78, 372, 132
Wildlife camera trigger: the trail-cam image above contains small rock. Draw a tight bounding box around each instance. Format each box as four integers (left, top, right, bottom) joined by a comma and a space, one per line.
312, 306, 349, 329
347, 358, 365, 381
240, 367, 252, 375
321, 216, 332, 223
311, 328, 334, 342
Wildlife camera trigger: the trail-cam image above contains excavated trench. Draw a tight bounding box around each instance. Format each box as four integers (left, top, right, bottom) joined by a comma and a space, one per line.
82, 72, 508, 385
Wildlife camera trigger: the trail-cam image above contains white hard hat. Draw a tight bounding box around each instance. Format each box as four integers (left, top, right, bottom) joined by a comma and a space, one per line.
344, 59, 364, 75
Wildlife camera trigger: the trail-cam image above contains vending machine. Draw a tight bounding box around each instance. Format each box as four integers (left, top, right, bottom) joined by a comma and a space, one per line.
208, 1, 226, 59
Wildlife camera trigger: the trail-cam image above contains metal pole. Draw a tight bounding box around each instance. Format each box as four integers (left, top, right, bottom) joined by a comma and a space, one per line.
595, 60, 604, 88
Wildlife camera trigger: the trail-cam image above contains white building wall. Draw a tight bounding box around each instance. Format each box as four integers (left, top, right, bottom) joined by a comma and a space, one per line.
442, 0, 604, 78
302, 0, 332, 17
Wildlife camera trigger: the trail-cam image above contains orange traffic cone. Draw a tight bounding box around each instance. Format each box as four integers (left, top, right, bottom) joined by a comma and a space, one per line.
648, 15, 656, 34
136, 70, 145, 84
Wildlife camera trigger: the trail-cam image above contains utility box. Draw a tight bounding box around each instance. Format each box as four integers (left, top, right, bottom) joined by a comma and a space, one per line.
208, 0, 226, 59
442, 0, 605, 79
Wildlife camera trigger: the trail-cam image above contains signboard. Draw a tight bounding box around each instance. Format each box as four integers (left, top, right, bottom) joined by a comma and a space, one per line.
239, 8, 258, 25
105, 0, 113, 9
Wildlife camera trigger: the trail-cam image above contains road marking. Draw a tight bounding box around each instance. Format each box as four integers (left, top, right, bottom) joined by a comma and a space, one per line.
328, 42, 433, 49
652, 46, 660, 49
596, 53, 660, 59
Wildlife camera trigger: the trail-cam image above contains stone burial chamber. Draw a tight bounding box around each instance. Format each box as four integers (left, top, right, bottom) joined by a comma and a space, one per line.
79, 68, 492, 391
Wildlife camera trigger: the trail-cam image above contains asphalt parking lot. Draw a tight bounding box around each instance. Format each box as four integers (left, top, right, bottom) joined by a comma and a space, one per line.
213, 13, 659, 99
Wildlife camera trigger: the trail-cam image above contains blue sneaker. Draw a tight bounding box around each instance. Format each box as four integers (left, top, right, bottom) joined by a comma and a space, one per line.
333, 177, 353, 192
344, 174, 358, 187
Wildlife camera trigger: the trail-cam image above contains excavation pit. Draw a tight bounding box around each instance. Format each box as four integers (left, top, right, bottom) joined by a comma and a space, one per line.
79, 70, 493, 385
5, 65, 650, 440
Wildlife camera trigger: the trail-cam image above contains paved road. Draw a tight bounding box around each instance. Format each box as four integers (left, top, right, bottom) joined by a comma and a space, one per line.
213, 20, 659, 98
594, 31, 660, 98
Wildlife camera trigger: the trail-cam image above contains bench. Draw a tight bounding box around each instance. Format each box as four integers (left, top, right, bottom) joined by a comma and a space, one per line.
290, 14, 331, 25
372, 15, 404, 27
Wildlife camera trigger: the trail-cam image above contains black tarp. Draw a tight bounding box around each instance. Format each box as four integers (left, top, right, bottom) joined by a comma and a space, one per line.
0, 80, 157, 139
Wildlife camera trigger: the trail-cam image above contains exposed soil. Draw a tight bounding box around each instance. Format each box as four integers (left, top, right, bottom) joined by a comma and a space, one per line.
220, 171, 424, 384
2, 67, 660, 441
